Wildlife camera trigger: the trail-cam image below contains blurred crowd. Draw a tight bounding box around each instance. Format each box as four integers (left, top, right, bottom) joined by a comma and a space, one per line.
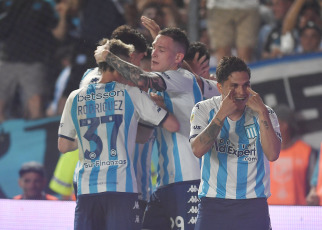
0, 0, 321, 121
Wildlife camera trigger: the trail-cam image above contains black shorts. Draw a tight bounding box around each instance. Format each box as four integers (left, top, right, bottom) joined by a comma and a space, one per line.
74, 192, 141, 230
195, 197, 272, 230
142, 180, 200, 230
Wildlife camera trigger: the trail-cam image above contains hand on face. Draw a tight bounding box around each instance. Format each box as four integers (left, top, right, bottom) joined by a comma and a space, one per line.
94, 41, 109, 64
220, 89, 239, 117
246, 87, 266, 114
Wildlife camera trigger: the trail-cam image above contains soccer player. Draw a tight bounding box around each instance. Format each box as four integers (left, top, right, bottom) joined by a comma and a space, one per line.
58, 39, 179, 230
95, 27, 203, 230
189, 56, 282, 230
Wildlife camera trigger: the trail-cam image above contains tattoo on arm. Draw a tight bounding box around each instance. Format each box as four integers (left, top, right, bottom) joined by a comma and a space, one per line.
261, 120, 269, 130
106, 52, 166, 91
199, 122, 222, 146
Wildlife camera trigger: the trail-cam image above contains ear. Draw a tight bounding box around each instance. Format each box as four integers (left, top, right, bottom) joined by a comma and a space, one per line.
217, 82, 223, 94
175, 53, 185, 64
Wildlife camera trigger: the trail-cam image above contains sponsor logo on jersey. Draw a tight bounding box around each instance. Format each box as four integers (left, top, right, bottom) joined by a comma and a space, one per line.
215, 139, 257, 159
193, 125, 201, 130
77, 90, 124, 102
84, 159, 127, 168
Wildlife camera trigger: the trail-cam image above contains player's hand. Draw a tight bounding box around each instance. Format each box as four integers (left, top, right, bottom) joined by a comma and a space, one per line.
94, 40, 109, 64
141, 16, 160, 39
246, 87, 266, 114
219, 89, 238, 118
190, 52, 210, 78
150, 92, 166, 110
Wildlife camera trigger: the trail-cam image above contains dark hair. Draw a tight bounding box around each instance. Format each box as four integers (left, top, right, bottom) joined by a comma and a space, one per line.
184, 41, 210, 62
98, 39, 134, 72
216, 56, 251, 84
19, 161, 45, 178
111, 25, 148, 53
159, 27, 189, 55
300, 1, 321, 18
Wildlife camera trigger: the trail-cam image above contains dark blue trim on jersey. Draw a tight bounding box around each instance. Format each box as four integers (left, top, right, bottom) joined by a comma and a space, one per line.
58, 134, 75, 141
157, 112, 169, 127
189, 134, 198, 142
138, 122, 155, 129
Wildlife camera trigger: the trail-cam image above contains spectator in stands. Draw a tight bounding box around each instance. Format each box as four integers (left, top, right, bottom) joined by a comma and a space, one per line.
13, 161, 58, 200
260, 0, 294, 59
206, 0, 261, 63
0, 0, 65, 122
281, 0, 322, 54
296, 21, 322, 53
137, 2, 165, 45
269, 104, 318, 205
59, 0, 136, 116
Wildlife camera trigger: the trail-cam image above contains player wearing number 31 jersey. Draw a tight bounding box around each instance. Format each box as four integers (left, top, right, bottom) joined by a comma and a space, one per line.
58, 39, 179, 230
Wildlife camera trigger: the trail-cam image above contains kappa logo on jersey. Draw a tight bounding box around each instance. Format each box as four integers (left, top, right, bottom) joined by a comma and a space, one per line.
90, 77, 100, 84
245, 124, 257, 139
188, 196, 200, 203
133, 201, 140, 210
187, 185, 198, 193
59, 123, 64, 127
187, 206, 198, 214
134, 215, 140, 224
188, 216, 197, 225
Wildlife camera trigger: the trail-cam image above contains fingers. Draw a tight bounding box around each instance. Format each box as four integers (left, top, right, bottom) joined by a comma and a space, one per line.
227, 89, 235, 100
247, 87, 257, 96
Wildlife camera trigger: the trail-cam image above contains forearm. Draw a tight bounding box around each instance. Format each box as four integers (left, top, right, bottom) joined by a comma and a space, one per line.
191, 115, 224, 158
258, 111, 281, 161
282, 0, 305, 34
105, 52, 166, 91
58, 137, 78, 153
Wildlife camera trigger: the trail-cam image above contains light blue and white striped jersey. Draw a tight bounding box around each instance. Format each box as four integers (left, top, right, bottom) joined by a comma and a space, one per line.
133, 134, 155, 201
189, 96, 281, 199
79, 67, 101, 88
153, 68, 203, 187
200, 77, 220, 99
58, 82, 168, 195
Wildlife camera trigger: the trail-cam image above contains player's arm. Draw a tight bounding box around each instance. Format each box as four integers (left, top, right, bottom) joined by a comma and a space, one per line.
94, 43, 166, 91
190, 89, 238, 158
58, 137, 78, 154
246, 88, 281, 161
